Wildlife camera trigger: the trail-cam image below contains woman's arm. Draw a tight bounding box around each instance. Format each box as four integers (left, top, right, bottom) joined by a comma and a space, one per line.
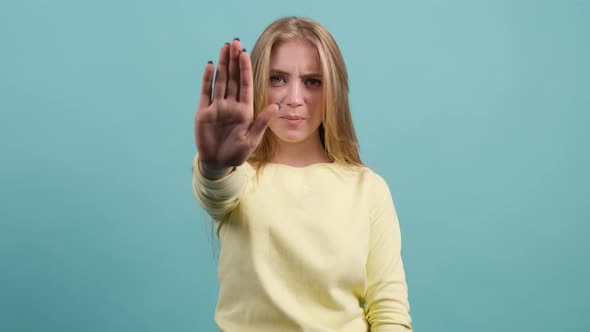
191, 38, 278, 224
364, 174, 413, 332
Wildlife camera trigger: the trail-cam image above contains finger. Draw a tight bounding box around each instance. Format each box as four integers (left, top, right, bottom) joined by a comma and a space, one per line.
198, 61, 214, 110
226, 38, 241, 100
239, 49, 253, 105
213, 43, 230, 100
247, 102, 281, 146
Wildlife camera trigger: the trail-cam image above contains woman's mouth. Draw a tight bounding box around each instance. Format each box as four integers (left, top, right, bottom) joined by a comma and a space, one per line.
281, 116, 305, 125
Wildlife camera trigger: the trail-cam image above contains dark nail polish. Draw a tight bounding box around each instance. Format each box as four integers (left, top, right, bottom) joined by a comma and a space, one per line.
242, 48, 246, 52
208, 60, 213, 64
234, 37, 240, 41
225, 42, 230, 45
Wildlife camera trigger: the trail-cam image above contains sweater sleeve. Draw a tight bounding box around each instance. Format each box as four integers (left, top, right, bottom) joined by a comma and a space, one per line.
191, 153, 249, 223
364, 174, 413, 332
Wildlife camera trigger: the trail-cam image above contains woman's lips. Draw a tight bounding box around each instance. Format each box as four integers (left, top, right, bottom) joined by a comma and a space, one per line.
281, 116, 305, 124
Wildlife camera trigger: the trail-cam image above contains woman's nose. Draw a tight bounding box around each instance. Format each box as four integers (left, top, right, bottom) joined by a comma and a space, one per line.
284, 82, 303, 107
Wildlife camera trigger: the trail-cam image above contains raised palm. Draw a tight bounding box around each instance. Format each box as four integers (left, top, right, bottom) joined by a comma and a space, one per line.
194, 39, 279, 171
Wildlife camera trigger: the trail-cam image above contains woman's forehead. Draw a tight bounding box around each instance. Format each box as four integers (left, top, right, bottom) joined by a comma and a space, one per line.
269, 39, 321, 72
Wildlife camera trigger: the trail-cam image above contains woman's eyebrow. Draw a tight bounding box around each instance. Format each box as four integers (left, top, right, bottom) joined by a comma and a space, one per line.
269, 69, 289, 76
303, 72, 322, 78
269, 69, 322, 77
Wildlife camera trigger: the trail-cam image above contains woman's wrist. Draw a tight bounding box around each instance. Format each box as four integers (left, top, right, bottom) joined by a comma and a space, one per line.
198, 160, 234, 180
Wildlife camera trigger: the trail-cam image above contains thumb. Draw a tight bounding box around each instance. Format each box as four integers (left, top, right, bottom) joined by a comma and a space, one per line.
247, 102, 281, 145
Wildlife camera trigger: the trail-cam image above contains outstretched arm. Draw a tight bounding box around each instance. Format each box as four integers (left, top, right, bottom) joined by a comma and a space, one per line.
192, 38, 278, 221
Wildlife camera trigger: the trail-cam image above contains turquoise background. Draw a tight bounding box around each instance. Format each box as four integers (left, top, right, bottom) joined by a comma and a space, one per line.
1, 0, 588, 331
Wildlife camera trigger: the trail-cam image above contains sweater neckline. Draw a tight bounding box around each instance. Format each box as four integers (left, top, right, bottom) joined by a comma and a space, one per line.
266, 161, 339, 170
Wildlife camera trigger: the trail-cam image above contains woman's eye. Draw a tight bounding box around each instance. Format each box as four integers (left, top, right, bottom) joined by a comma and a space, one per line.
305, 79, 322, 87
270, 75, 285, 85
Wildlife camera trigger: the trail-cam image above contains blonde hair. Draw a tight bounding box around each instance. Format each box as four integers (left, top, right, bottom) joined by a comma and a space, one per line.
248, 16, 363, 175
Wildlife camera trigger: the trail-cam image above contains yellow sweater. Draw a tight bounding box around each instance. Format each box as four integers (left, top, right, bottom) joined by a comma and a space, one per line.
192, 154, 412, 332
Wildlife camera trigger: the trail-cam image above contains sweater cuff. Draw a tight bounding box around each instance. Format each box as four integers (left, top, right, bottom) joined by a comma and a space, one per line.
192, 154, 246, 194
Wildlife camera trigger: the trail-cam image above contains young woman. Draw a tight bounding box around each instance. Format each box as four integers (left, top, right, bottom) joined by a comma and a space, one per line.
192, 16, 412, 332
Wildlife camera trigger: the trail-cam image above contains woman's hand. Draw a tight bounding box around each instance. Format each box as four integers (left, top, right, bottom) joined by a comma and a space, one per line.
194, 39, 279, 178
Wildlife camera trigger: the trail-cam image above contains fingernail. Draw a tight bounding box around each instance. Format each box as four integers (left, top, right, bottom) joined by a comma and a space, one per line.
207, 60, 213, 64
225, 42, 230, 45
234, 37, 240, 41
242, 48, 246, 52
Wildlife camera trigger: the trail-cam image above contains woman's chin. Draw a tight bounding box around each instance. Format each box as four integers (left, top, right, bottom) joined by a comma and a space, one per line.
275, 135, 305, 144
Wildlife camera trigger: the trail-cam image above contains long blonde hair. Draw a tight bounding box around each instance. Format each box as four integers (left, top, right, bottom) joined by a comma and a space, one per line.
248, 17, 363, 175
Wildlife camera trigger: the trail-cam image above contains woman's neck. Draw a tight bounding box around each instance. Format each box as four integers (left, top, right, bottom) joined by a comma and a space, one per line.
270, 134, 331, 167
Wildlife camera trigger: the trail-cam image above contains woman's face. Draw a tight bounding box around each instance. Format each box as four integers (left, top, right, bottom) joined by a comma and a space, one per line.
266, 39, 323, 145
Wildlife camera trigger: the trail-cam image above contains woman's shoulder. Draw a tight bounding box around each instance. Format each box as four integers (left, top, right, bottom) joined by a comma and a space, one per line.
335, 161, 386, 180
345, 163, 393, 195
